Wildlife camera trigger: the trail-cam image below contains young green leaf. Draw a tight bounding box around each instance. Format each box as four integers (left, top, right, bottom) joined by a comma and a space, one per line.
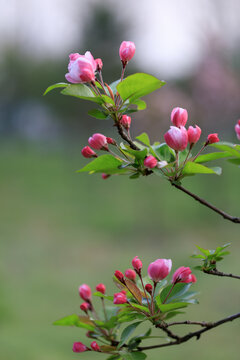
121, 352, 147, 360
160, 283, 192, 304
195, 152, 232, 163
157, 302, 188, 313
43, 82, 68, 95
129, 99, 147, 110
88, 109, 109, 119
211, 142, 240, 158
77, 155, 127, 175
182, 162, 221, 175
53, 314, 95, 330
135, 133, 151, 147
117, 73, 165, 102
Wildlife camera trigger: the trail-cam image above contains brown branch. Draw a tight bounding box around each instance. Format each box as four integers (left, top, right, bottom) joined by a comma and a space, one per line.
167, 320, 210, 327
138, 312, 240, 351
203, 269, 240, 280
115, 121, 139, 150
171, 182, 240, 224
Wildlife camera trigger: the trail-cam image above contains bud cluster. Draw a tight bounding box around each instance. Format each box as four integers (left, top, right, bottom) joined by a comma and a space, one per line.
70, 256, 196, 355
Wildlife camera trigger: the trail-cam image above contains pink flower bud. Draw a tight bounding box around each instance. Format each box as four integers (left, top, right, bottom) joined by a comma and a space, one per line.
113, 292, 127, 304
120, 115, 131, 130
106, 137, 116, 145
148, 259, 172, 282
207, 133, 219, 144
121, 290, 127, 295
172, 266, 196, 284
95, 58, 103, 71
119, 41, 136, 63
66, 52, 97, 84
72, 342, 87, 353
91, 341, 101, 351
88, 133, 108, 150
81, 146, 97, 158
125, 269, 136, 281
79, 284, 91, 301
187, 125, 202, 144
101, 173, 110, 180
145, 283, 153, 294
80, 302, 90, 312
235, 121, 240, 140
132, 256, 142, 273
164, 126, 188, 151
96, 283, 106, 294
144, 155, 158, 169
171, 107, 188, 127
114, 270, 125, 283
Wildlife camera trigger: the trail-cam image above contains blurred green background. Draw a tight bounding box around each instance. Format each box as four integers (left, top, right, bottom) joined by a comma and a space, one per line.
1, 1, 240, 359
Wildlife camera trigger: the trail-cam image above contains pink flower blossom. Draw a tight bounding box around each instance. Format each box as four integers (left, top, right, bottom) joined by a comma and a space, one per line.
144, 155, 158, 169
171, 107, 188, 127
125, 269, 136, 281
119, 41, 136, 63
81, 146, 97, 158
207, 133, 219, 144
79, 284, 91, 301
72, 342, 87, 353
113, 292, 127, 304
120, 115, 131, 130
164, 126, 188, 151
96, 283, 106, 294
172, 266, 197, 284
88, 133, 108, 150
148, 259, 172, 282
235, 120, 240, 140
187, 125, 202, 144
132, 256, 142, 272
65, 52, 97, 84
91, 341, 101, 351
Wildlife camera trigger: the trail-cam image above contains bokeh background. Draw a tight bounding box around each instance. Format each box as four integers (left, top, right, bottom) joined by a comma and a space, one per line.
1, 1, 240, 359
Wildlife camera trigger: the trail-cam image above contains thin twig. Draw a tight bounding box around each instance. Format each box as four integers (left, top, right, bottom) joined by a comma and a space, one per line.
203, 269, 240, 280
138, 312, 240, 351
171, 182, 240, 223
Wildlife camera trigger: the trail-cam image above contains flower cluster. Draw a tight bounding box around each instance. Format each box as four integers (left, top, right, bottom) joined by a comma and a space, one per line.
66, 256, 197, 355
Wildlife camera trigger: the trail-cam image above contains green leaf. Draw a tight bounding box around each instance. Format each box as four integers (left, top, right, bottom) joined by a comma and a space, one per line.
135, 133, 151, 146
195, 245, 210, 256
61, 83, 104, 104
164, 311, 185, 320
121, 352, 147, 360
117, 73, 165, 102
77, 155, 127, 175
93, 292, 113, 301
53, 314, 95, 330
195, 152, 232, 163
211, 142, 240, 158
130, 99, 147, 110
160, 283, 191, 304
122, 146, 148, 162
157, 302, 188, 313
227, 158, 240, 165
109, 79, 121, 95
129, 303, 150, 313
151, 143, 175, 162
44, 82, 68, 95
118, 322, 142, 348
88, 109, 109, 119
182, 162, 221, 175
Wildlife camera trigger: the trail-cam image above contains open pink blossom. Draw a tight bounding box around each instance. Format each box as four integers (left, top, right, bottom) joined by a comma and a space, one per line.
148, 259, 172, 282
65, 51, 97, 84
172, 266, 197, 284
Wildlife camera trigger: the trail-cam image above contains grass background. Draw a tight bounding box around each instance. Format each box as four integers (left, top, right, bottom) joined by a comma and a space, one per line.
0, 142, 239, 360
